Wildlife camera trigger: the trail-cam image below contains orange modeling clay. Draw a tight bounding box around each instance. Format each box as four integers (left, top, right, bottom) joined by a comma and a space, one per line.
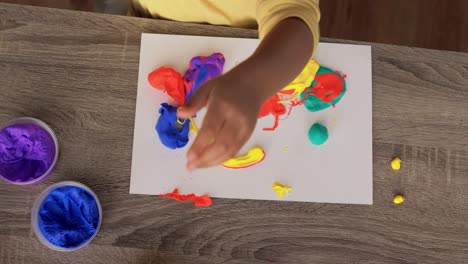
161, 188, 212, 207
222, 147, 266, 169
148, 67, 186, 106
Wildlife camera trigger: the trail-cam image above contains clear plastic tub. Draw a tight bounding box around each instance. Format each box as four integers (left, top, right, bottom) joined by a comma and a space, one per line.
31, 181, 103, 252
0, 117, 59, 185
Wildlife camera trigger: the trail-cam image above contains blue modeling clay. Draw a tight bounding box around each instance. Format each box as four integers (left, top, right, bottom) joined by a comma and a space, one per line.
38, 186, 99, 249
150, 53, 225, 150
155, 103, 190, 149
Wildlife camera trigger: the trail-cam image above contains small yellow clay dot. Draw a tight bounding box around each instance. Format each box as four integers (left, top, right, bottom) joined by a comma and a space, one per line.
391, 157, 401, 171
393, 194, 405, 205
283, 147, 289, 153
272, 182, 292, 198
333, 118, 337, 123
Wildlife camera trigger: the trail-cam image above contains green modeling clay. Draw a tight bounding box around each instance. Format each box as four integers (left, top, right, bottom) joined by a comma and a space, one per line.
308, 123, 328, 145
300, 66, 346, 113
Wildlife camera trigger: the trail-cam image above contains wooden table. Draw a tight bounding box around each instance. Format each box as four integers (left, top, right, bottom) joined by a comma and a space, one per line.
0, 3, 467, 264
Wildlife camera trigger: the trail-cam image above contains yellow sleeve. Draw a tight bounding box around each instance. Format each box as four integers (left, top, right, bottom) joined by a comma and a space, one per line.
256, 0, 320, 57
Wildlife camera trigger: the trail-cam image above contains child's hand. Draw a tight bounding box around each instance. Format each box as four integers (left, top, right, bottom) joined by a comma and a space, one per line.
178, 18, 314, 171
178, 73, 263, 171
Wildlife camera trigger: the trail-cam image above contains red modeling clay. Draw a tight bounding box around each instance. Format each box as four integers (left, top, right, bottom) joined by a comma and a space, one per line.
258, 95, 286, 131
161, 188, 212, 207
148, 67, 185, 106
305, 73, 344, 103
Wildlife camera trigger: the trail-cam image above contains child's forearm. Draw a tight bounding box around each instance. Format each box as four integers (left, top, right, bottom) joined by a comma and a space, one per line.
227, 17, 315, 102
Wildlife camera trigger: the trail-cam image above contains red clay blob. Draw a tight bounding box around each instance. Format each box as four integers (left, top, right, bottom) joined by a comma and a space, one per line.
161, 188, 212, 207
307, 73, 344, 103
258, 95, 286, 131
148, 67, 185, 106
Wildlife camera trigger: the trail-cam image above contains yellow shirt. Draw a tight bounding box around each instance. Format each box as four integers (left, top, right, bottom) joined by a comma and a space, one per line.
132, 0, 321, 99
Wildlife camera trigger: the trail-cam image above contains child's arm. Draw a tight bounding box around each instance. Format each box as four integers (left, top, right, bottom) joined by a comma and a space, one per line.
178, 17, 314, 170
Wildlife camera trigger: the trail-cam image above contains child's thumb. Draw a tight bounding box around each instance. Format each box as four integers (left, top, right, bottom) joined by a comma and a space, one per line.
178, 88, 210, 118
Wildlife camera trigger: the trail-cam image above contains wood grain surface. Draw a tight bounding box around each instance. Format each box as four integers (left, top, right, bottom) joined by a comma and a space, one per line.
320, 0, 468, 53
0, 3, 467, 264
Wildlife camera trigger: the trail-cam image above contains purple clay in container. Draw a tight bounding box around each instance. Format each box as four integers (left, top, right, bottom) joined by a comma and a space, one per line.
0, 117, 58, 185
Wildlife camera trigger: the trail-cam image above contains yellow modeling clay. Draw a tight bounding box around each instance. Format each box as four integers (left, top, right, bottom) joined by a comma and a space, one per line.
279, 59, 320, 103
272, 182, 292, 198
189, 116, 199, 134
393, 194, 405, 205
391, 157, 401, 171
222, 147, 265, 169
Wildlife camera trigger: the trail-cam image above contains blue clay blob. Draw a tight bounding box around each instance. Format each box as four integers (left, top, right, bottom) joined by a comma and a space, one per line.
300, 66, 347, 113
155, 103, 190, 149
38, 186, 99, 249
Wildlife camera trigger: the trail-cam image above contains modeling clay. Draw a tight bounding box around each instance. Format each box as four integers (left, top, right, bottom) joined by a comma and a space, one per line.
258, 63, 345, 130
283, 147, 289, 153
222, 147, 266, 169
279, 59, 320, 102
155, 103, 190, 149
151, 53, 225, 150
189, 116, 199, 134
272, 182, 292, 198
300, 66, 347, 113
38, 185, 100, 249
0, 123, 56, 183
391, 157, 401, 171
308, 123, 328, 146
148, 67, 185, 106
258, 95, 286, 131
183, 53, 225, 102
393, 194, 405, 205
161, 188, 212, 207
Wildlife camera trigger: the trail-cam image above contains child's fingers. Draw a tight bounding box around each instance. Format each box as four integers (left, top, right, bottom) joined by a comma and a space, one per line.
189, 141, 227, 169
186, 101, 225, 170
178, 84, 211, 119
188, 119, 245, 169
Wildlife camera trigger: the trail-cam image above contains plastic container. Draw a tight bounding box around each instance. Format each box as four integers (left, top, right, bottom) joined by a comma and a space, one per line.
0, 117, 59, 185
31, 181, 102, 252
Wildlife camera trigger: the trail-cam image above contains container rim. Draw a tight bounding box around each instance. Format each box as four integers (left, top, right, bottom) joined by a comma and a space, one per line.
31, 181, 103, 252
0, 117, 59, 185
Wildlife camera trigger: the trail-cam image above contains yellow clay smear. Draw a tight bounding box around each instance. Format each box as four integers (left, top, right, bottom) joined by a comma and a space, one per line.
272, 182, 292, 198
189, 116, 199, 134
222, 147, 265, 169
279, 59, 320, 103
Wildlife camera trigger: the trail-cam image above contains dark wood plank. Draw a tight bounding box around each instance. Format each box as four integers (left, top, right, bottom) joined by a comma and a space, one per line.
0, 3, 467, 264
320, 0, 468, 52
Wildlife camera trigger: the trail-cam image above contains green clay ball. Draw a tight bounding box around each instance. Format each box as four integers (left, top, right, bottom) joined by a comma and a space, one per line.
308, 123, 328, 145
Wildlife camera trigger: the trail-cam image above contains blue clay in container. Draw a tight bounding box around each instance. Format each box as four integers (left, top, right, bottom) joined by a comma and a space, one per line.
32, 182, 102, 251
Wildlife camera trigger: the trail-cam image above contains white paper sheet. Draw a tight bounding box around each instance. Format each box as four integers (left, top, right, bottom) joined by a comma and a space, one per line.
130, 33, 373, 204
